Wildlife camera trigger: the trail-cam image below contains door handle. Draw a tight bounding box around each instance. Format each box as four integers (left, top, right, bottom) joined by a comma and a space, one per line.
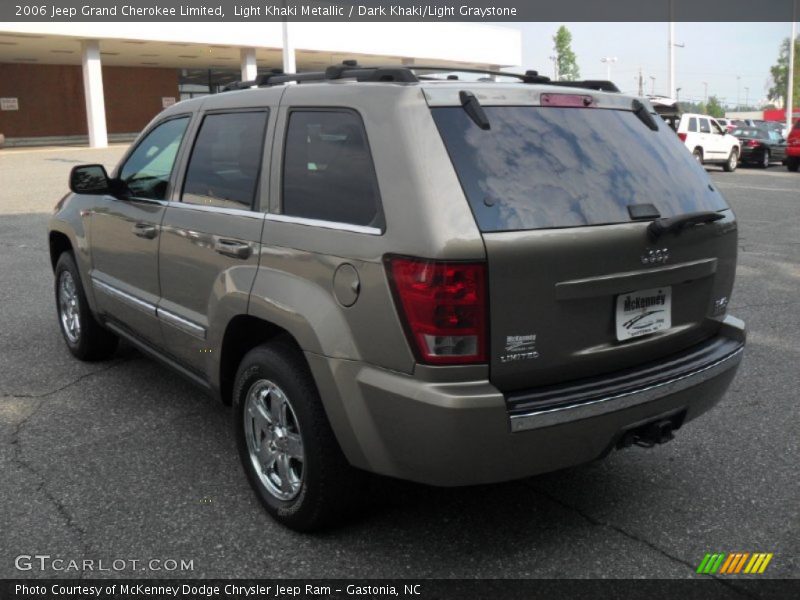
132, 223, 158, 239
214, 239, 252, 259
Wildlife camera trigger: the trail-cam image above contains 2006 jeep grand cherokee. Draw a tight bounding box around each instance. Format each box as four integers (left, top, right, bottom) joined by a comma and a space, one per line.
49, 63, 745, 531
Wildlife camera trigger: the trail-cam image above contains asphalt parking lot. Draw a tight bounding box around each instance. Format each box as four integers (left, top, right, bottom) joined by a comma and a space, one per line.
0, 146, 798, 582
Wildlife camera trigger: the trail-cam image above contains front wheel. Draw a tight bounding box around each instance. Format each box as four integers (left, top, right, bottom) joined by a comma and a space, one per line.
692, 148, 704, 165
54, 252, 118, 361
233, 340, 366, 531
759, 149, 771, 169
787, 157, 800, 172
723, 148, 738, 172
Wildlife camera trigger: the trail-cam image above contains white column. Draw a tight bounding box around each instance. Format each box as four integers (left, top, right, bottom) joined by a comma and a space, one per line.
81, 40, 107, 148
240, 47, 257, 82
282, 21, 296, 74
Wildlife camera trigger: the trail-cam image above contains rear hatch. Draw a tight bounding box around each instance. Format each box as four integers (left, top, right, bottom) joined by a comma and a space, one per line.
430, 89, 737, 392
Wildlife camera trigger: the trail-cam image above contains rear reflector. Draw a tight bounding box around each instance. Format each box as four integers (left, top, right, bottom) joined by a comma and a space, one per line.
540, 93, 596, 108
386, 257, 487, 365
677, 132, 687, 142
746, 139, 760, 147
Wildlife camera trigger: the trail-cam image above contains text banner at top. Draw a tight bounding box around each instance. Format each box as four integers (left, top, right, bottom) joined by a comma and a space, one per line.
2, 0, 799, 22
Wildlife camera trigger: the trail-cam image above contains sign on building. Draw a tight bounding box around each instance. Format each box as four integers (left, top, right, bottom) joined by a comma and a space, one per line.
161, 97, 176, 108
1, 98, 19, 111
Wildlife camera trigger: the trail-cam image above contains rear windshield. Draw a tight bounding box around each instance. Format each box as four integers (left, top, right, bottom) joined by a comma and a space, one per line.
432, 106, 728, 232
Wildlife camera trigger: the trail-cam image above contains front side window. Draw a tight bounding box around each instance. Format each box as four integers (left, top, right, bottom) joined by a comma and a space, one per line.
282, 110, 383, 229
182, 111, 268, 209
700, 119, 711, 133
119, 117, 189, 200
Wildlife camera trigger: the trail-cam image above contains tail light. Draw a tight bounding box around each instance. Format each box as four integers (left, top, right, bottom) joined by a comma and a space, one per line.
677, 133, 687, 142
746, 139, 760, 148
386, 257, 487, 365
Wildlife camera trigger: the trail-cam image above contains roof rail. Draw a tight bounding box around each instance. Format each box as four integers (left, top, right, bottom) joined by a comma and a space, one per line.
220, 61, 620, 93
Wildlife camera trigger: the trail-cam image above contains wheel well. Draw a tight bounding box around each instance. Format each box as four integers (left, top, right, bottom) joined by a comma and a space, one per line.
49, 232, 72, 270
693, 147, 703, 156
218, 315, 303, 405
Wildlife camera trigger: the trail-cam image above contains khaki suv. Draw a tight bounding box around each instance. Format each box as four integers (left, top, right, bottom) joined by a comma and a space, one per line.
49, 63, 745, 531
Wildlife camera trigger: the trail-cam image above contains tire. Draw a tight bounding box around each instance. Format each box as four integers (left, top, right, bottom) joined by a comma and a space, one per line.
759, 149, 770, 169
787, 157, 800, 172
54, 252, 118, 361
233, 339, 366, 531
722, 148, 738, 172
692, 148, 703, 165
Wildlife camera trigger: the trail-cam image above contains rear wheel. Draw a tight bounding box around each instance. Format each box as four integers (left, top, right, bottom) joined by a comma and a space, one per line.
759, 149, 770, 169
54, 252, 118, 361
233, 340, 366, 531
722, 148, 738, 172
692, 148, 703, 165
787, 157, 800, 172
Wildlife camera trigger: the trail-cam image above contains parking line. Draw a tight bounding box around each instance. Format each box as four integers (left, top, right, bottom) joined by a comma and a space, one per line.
714, 183, 799, 194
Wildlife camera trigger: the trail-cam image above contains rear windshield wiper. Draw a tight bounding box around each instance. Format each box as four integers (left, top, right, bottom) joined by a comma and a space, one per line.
647, 211, 725, 240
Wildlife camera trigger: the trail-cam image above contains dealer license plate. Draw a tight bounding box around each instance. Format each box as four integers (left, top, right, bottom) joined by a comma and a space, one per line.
615, 287, 672, 341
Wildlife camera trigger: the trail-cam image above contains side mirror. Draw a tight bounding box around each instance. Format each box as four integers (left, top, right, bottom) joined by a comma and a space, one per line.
69, 164, 111, 194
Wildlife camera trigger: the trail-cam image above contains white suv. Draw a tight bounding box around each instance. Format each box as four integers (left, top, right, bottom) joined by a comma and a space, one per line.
677, 113, 741, 172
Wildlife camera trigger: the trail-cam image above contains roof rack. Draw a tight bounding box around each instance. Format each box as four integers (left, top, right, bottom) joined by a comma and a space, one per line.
221, 60, 620, 93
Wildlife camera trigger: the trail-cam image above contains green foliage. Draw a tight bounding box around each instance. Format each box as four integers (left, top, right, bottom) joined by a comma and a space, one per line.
553, 25, 580, 81
706, 96, 725, 118
768, 37, 800, 107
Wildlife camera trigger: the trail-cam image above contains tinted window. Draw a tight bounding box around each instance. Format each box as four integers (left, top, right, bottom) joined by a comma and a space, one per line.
119, 117, 189, 200
699, 119, 711, 133
733, 128, 763, 139
688, 117, 698, 132
432, 106, 728, 232
282, 110, 383, 229
182, 111, 268, 209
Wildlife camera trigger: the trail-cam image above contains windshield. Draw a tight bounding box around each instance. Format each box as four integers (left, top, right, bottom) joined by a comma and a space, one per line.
732, 128, 764, 138
432, 106, 729, 232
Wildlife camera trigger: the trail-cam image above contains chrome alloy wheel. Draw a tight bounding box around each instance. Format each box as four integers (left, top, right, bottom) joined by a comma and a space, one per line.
58, 270, 81, 344
729, 150, 738, 170
244, 380, 305, 501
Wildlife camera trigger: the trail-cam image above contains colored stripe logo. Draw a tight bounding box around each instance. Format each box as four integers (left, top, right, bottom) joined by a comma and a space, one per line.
697, 553, 773, 574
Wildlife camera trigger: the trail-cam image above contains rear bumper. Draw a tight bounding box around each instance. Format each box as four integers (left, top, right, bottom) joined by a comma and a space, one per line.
307, 316, 745, 487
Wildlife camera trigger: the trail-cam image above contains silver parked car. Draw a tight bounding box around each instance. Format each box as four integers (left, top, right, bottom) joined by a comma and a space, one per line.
49, 63, 745, 530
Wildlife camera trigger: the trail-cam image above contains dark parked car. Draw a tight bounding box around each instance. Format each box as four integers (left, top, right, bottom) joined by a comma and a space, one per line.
732, 127, 787, 168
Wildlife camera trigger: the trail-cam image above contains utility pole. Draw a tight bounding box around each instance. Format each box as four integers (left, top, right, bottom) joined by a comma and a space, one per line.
744, 87, 749, 109
736, 75, 741, 109
638, 67, 644, 96
676, 87, 682, 103
650, 75, 656, 95
787, 0, 797, 132
668, 20, 675, 99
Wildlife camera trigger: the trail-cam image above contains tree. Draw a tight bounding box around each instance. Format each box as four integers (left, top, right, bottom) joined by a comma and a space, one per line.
768, 37, 800, 108
553, 26, 580, 81
706, 96, 725, 118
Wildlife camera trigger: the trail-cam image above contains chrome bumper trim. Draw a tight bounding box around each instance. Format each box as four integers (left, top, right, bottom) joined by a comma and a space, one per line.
509, 346, 743, 432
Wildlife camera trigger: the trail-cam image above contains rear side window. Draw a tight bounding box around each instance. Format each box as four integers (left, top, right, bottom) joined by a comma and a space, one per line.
432, 106, 728, 232
699, 119, 711, 133
182, 111, 268, 209
688, 117, 698, 132
282, 110, 383, 229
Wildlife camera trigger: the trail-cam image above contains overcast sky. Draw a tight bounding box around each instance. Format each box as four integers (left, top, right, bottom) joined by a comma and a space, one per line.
501, 22, 796, 107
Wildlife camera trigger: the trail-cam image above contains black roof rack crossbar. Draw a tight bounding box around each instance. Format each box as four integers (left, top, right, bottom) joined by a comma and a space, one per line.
220, 61, 620, 93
